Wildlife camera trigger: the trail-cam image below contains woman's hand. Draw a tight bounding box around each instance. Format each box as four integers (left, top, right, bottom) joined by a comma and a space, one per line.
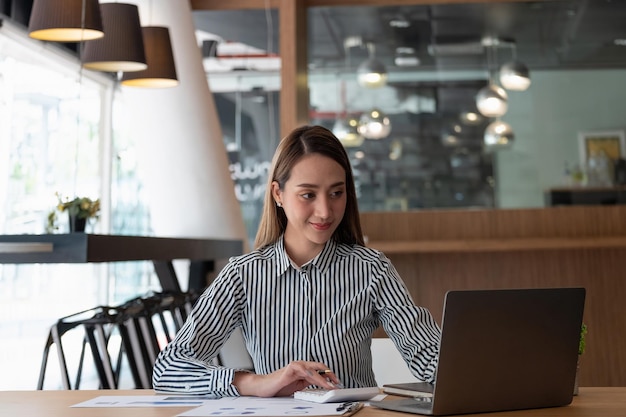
233, 361, 342, 397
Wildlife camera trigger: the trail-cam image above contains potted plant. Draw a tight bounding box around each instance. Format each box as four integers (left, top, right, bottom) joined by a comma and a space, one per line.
574, 323, 587, 395
579, 323, 588, 356
47, 194, 100, 233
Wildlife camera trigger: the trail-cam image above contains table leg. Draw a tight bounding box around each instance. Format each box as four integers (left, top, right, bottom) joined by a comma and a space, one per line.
152, 260, 181, 292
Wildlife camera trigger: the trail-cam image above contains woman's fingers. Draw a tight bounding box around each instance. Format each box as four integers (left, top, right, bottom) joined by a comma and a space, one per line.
236, 361, 343, 398
295, 362, 342, 389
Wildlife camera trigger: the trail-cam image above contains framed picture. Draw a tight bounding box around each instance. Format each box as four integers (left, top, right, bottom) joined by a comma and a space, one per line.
578, 130, 626, 165
384, 197, 408, 211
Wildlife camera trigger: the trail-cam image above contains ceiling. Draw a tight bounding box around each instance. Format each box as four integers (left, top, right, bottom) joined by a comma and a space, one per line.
191, 0, 626, 121
3, 1, 626, 77
192, 0, 626, 74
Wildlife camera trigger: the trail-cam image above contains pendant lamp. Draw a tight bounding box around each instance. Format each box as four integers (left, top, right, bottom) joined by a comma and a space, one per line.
332, 67, 364, 148
357, 43, 388, 89
121, 26, 178, 88
333, 117, 364, 148
357, 58, 387, 88
476, 84, 508, 118
499, 61, 531, 91
82, 3, 147, 73
389, 139, 402, 160
358, 108, 391, 140
28, 0, 104, 42
484, 119, 515, 150
460, 111, 483, 126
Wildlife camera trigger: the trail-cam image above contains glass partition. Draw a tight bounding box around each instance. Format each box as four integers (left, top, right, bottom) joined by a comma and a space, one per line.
195, 1, 626, 213
306, 1, 626, 210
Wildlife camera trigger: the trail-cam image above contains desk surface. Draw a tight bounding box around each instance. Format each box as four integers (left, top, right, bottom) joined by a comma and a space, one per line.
0, 388, 624, 417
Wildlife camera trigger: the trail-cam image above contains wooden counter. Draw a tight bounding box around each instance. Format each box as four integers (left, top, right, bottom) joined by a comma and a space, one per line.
360, 206, 626, 387
0, 388, 625, 417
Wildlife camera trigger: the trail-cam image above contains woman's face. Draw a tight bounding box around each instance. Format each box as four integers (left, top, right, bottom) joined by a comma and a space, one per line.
272, 153, 347, 263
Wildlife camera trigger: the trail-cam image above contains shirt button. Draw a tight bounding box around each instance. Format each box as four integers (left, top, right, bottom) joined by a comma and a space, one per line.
184, 384, 191, 391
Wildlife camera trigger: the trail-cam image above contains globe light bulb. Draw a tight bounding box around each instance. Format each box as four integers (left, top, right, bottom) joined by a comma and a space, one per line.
332, 117, 364, 147
499, 61, 531, 91
358, 108, 392, 139
484, 120, 515, 149
357, 58, 388, 88
476, 85, 508, 117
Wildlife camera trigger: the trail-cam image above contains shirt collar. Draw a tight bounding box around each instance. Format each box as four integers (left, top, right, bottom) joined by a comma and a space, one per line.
274, 235, 342, 276
275, 235, 291, 276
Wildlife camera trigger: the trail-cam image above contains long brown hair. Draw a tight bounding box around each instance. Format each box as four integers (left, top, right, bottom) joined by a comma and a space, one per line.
254, 125, 364, 249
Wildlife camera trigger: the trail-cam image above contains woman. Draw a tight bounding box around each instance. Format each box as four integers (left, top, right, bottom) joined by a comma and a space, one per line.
152, 125, 441, 397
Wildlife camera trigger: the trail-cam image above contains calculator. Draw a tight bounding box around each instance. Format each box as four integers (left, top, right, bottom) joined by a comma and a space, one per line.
293, 387, 380, 403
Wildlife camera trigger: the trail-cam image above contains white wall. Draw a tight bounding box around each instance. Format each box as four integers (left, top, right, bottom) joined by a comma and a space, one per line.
495, 69, 626, 208
122, 0, 248, 249
371, 338, 420, 386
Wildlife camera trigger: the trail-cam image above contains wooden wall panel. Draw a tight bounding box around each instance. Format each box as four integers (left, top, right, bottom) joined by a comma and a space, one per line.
362, 206, 626, 241
361, 207, 626, 387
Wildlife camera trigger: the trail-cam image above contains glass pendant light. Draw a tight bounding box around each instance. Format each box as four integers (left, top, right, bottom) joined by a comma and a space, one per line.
459, 110, 483, 125
499, 61, 531, 91
333, 55, 364, 147
484, 119, 515, 149
333, 117, 364, 148
499, 42, 531, 91
476, 36, 511, 118
358, 108, 391, 139
357, 43, 388, 89
28, 0, 104, 42
476, 84, 508, 117
389, 139, 402, 160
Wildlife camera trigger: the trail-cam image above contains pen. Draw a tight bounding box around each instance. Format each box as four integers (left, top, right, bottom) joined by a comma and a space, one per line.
336, 401, 354, 411
318, 369, 345, 388
337, 402, 363, 415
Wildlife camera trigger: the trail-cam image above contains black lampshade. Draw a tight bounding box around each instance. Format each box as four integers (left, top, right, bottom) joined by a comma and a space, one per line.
121, 26, 178, 88
28, 0, 104, 42
82, 3, 147, 72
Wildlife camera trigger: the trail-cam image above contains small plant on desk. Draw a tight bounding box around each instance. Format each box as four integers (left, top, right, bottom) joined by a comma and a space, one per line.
579, 323, 588, 355
574, 323, 587, 395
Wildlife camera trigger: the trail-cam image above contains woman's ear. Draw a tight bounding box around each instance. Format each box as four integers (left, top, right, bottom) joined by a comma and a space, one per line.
271, 181, 282, 206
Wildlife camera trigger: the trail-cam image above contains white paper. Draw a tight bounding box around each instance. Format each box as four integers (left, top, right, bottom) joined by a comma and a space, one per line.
177, 396, 348, 417
71, 395, 214, 408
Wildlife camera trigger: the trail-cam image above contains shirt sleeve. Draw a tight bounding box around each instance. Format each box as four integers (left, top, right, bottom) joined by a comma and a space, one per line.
152, 260, 248, 396
369, 251, 441, 383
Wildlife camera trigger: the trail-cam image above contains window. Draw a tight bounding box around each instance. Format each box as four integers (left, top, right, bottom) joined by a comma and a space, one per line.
0, 22, 156, 390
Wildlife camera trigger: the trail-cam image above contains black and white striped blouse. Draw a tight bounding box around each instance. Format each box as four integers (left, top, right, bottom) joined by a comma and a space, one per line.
152, 236, 441, 396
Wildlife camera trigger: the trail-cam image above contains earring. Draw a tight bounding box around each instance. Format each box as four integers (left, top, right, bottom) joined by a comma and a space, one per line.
276, 202, 282, 208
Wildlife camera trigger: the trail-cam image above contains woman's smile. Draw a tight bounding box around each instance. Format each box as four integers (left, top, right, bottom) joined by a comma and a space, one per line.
311, 221, 332, 231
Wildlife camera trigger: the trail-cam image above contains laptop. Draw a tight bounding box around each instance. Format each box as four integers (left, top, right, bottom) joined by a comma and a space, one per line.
370, 287, 585, 416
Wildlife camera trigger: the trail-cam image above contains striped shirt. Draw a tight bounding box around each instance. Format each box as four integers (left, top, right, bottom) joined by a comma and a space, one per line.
152, 236, 441, 396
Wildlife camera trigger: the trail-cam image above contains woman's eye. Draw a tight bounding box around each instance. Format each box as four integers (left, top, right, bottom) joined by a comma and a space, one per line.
301, 192, 315, 199
331, 190, 344, 198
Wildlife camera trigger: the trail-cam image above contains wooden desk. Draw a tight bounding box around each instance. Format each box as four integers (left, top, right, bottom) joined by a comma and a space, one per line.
0, 233, 242, 291
0, 388, 624, 417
